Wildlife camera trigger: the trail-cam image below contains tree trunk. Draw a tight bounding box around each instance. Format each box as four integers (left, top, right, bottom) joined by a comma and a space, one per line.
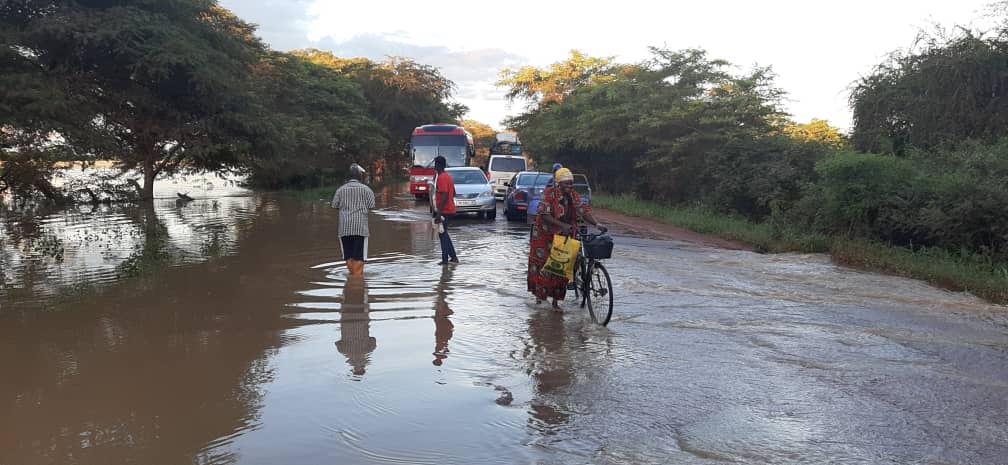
142, 156, 156, 200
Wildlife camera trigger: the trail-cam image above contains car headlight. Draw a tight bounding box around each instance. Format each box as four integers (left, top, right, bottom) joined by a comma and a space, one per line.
478, 191, 493, 198
410, 175, 431, 183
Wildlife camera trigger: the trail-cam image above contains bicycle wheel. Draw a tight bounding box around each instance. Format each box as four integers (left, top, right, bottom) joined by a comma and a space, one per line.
586, 262, 613, 325
573, 256, 587, 308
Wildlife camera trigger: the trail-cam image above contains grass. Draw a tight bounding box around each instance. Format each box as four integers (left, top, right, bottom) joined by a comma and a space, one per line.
592, 192, 1008, 305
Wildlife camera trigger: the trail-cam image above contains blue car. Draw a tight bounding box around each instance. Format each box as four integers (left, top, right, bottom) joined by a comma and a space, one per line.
503, 171, 549, 221
526, 173, 592, 224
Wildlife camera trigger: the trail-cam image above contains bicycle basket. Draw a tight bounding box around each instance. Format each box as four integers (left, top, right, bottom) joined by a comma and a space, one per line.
583, 235, 613, 259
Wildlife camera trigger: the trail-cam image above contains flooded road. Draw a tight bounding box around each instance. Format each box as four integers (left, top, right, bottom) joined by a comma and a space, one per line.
2, 183, 1007, 465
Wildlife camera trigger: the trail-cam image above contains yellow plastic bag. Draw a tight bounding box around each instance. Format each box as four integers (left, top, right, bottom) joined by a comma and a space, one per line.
542, 235, 581, 281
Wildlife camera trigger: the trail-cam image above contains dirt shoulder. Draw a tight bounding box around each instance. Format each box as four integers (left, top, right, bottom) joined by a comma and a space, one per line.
592, 207, 754, 251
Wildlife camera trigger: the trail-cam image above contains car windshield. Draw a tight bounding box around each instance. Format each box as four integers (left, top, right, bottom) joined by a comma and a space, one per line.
490, 157, 526, 172
528, 174, 553, 198
515, 173, 540, 186
411, 135, 468, 168
449, 170, 488, 185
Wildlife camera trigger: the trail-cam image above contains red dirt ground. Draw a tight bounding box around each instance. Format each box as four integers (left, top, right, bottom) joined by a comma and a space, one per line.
592, 208, 753, 251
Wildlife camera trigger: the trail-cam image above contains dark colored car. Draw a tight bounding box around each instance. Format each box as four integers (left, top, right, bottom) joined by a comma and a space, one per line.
503, 171, 549, 221
526, 173, 592, 224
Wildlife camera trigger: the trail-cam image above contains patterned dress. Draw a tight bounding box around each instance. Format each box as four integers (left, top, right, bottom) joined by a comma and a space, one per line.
527, 187, 591, 301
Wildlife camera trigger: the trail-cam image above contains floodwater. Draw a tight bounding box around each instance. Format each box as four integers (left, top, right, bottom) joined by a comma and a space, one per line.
2, 181, 1007, 465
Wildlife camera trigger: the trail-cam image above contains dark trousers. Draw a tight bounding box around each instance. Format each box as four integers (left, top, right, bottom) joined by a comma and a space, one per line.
438, 216, 457, 262
341, 235, 366, 261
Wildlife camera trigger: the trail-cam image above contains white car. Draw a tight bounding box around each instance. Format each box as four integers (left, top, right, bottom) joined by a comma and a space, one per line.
428, 167, 497, 219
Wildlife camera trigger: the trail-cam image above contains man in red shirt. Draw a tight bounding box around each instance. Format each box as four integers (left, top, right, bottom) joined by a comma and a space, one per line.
432, 156, 458, 265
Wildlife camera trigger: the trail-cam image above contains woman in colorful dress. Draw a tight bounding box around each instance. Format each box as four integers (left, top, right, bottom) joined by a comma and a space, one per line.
527, 168, 602, 309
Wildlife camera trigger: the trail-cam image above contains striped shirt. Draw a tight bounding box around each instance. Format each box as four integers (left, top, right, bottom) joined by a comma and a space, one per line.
331, 179, 376, 237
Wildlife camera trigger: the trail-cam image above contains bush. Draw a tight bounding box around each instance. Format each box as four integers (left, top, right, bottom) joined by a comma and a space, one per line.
700, 135, 827, 219
801, 143, 1008, 259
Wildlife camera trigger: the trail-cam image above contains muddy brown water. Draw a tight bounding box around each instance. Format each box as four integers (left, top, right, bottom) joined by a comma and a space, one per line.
2, 181, 1007, 465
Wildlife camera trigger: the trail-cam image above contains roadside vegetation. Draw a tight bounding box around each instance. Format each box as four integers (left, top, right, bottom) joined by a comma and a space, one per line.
498, 8, 1008, 304
592, 193, 1008, 304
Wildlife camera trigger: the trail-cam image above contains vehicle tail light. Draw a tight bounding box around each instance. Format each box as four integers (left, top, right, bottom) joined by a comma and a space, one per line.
486, 171, 492, 180
515, 191, 526, 201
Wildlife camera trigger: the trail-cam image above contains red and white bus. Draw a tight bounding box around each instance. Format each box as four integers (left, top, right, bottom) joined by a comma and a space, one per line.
408, 124, 475, 198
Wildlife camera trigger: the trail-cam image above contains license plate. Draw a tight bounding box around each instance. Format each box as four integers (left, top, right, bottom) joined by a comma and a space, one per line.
456, 200, 475, 206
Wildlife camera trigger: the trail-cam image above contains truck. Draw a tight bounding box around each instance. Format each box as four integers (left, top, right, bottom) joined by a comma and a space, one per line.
485, 133, 527, 199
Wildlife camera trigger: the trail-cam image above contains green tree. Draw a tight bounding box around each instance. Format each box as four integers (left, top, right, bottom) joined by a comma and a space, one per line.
781, 119, 846, 149
460, 119, 496, 168
243, 51, 387, 188
1, 0, 265, 199
505, 47, 792, 205
850, 24, 1008, 154
497, 50, 619, 110
293, 50, 466, 176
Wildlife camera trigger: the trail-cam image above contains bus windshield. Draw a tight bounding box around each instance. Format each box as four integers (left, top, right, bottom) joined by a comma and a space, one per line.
489, 141, 522, 156
412, 135, 469, 168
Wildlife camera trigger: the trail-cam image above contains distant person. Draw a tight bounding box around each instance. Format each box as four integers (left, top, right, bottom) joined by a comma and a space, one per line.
546, 163, 563, 187
432, 156, 459, 265
331, 163, 376, 276
527, 168, 603, 310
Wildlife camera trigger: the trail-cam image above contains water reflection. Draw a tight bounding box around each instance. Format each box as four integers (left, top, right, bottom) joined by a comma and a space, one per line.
0, 197, 258, 306
336, 276, 375, 377
0, 193, 337, 465
432, 265, 455, 366
524, 310, 574, 429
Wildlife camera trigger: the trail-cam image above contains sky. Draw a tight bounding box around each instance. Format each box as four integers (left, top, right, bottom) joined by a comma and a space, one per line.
219, 0, 995, 132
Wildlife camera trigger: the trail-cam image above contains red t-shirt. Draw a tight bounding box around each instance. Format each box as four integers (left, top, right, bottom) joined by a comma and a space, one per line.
435, 173, 456, 215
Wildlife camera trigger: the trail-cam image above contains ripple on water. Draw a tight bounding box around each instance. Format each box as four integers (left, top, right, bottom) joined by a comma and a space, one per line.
677, 406, 828, 463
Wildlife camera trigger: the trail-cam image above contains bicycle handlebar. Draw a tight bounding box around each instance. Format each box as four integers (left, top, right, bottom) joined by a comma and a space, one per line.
576, 224, 610, 244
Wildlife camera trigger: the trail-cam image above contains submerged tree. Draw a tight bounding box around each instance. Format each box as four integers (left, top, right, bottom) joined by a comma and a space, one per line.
1, 0, 265, 199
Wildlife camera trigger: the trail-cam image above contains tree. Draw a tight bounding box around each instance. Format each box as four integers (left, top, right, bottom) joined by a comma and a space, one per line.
460, 119, 497, 167
242, 51, 387, 188
849, 24, 1008, 154
293, 50, 466, 176
497, 50, 619, 110
1, 0, 265, 199
505, 47, 790, 204
781, 119, 846, 149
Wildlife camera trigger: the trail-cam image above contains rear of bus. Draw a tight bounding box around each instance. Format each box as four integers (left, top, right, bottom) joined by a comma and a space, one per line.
487, 155, 527, 199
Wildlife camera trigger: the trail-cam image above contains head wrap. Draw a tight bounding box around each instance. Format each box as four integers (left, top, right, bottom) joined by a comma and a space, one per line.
555, 167, 573, 183
350, 163, 366, 176
552, 163, 563, 173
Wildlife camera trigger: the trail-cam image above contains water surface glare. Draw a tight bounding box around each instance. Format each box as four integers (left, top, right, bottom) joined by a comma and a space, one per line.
2, 184, 1007, 465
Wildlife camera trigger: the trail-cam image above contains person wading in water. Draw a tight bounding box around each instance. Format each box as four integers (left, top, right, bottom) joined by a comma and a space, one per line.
331, 163, 376, 276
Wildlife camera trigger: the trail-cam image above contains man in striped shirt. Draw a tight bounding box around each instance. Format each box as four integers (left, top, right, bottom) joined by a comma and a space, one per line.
331, 163, 376, 276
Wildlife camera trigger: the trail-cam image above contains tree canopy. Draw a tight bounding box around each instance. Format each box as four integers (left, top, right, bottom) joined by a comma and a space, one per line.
2, 0, 266, 199
501, 47, 797, 210
1, 2, 469, 198
849, 23, 1008, 154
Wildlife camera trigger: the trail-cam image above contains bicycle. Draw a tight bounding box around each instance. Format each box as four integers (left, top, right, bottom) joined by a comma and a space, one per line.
572, 225, 614, 325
